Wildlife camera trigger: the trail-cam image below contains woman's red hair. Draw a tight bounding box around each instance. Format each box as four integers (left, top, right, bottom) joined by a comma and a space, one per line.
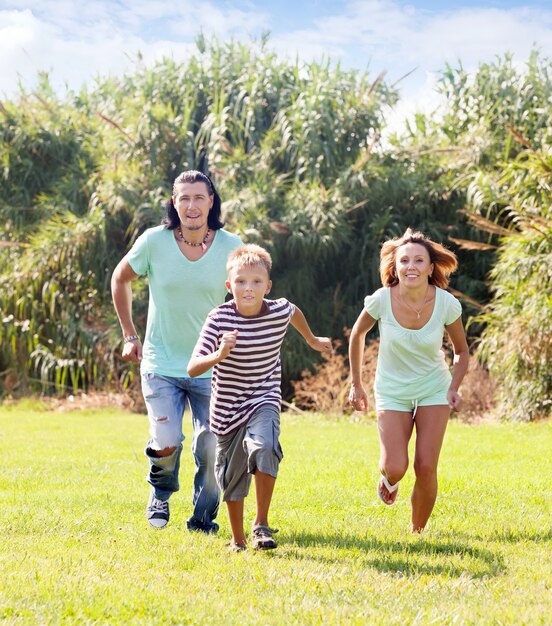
380, 228, 458, 289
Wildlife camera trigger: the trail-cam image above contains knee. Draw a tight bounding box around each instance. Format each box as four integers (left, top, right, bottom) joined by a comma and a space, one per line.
149, 446, 177, 458
149, 415, 182, 451
413, 460, 437, 483
252, 441, 280, 474
379, 460, 408, 482
193, 430, 216, 462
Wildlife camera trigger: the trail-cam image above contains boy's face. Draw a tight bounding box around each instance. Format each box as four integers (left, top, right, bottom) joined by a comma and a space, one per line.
226, 263, 272, 316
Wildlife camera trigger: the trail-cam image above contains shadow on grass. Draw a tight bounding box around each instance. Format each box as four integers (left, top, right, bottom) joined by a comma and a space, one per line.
473, 528, 552, 544
275, 532, 506, 578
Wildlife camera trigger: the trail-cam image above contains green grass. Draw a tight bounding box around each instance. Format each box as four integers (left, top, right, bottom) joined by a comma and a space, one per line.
1, 403, 551, 625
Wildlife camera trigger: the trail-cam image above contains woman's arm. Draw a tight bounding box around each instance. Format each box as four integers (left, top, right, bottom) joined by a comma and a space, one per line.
348, 310, 377, 411
445, 317, 469, 411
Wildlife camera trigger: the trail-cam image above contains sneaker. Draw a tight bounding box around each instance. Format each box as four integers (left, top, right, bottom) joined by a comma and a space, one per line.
187, 519, 219, 535
251, 525, 278, 550
146, 493, 170, 528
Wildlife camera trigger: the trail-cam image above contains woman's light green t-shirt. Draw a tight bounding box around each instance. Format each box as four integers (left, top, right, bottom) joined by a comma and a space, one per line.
127, 226, 242, 377
364, 286, 462, 401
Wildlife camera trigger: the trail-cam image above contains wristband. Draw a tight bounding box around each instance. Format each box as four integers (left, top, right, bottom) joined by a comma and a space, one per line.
124, 334, 140, 343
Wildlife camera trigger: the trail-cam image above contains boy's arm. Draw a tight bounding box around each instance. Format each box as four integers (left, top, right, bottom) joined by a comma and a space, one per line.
289, 306, 333, 354
187, 329, 238, 377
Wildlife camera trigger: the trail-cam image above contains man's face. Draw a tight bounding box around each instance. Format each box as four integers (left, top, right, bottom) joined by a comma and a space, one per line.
172, 181, 213, 231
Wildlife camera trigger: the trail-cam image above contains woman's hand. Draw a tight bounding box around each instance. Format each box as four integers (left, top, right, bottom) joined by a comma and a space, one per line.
349, 383, 369, 412
447, 389, 463, 412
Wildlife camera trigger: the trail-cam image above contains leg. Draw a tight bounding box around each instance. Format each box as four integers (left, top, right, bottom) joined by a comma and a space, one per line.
411, 405, 450, 532
216, 426, 253, 549
253, 471, 276, 528
377, 410, 414, 504
142, 374, 186, 501
226, 499, 247, 547
186, 377, 220, 532
244, 407, 282, 549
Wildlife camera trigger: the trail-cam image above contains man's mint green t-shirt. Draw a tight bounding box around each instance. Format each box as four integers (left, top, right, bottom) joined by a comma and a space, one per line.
127, 226, 242, 377
364, 286, 462, 401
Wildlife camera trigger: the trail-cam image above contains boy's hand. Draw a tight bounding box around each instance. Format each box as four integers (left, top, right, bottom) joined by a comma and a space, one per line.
219, 329, 238, 360
309, 336, 333, 354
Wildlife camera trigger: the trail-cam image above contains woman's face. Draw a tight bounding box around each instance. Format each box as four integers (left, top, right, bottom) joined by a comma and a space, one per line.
395, 242, 434, 286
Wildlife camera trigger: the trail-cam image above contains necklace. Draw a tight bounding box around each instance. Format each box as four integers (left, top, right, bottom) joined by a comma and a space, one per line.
398, 284, 432, 319
177, 227, 211, 251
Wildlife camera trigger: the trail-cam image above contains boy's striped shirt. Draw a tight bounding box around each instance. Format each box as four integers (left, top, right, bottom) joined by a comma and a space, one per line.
193, 298, 294, 435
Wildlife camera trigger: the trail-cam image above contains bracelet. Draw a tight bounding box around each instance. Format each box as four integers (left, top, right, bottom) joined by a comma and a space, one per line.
123, 334, 140, 343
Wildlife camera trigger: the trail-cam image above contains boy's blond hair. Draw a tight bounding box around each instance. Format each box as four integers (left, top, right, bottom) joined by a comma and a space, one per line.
226, 244, 272, 276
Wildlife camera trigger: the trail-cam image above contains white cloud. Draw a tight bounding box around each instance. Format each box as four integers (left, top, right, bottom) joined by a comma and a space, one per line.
1, 0, 551, 101
270, 2, 552, 83
0, 1, 270, 95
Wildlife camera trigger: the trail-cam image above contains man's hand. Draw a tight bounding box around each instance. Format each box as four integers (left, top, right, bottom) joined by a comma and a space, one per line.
122, 339, 142, 364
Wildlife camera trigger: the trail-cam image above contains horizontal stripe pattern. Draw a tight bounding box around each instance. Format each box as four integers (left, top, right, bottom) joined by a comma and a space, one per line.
194, 298, 294, 435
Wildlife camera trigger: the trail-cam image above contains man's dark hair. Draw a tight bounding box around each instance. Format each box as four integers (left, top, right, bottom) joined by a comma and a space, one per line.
162, 170, 224, 230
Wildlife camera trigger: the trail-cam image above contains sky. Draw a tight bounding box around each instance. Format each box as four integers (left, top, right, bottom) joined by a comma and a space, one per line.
1, 0, 551, 125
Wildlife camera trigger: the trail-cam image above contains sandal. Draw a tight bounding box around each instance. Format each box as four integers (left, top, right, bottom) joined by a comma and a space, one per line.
251, 525, 278, 550
378, 475, 399, 506
227, 542, 247, 553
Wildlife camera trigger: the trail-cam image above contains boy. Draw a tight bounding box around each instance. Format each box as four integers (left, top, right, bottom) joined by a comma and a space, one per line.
187, 244, 332, 550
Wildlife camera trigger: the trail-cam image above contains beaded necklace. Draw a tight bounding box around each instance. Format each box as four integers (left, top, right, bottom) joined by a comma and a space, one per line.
177, 227, 211, 252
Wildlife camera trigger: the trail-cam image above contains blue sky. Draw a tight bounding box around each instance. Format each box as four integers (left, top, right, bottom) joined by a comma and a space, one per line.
1, 0, 550, 125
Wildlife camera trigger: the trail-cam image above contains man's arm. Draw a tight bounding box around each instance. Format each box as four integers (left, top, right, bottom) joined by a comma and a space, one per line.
111, 257, 142, 363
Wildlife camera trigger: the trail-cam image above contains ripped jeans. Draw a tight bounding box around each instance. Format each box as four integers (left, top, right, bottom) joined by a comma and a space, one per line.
141, 373, 219, 531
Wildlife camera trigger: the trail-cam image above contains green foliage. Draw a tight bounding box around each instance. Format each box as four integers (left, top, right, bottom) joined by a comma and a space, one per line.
474, 147, 552, 420
395, 51, 552, 420
0, 42, 550, 420
0, 38, 402, 392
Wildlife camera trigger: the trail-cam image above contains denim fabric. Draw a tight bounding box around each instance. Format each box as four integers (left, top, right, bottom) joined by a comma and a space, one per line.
142, 373, 219, 530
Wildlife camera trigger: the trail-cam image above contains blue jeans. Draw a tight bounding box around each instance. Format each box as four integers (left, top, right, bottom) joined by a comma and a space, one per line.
141, 373, 219, 531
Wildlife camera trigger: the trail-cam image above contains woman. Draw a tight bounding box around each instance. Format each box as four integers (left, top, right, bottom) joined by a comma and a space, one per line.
348, 228, 469, 532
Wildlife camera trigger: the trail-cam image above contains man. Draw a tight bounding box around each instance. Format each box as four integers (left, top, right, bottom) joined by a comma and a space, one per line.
111, 170, 241, 532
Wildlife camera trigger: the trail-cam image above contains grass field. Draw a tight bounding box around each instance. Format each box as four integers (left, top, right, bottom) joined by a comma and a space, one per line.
0, 402, 551, 625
